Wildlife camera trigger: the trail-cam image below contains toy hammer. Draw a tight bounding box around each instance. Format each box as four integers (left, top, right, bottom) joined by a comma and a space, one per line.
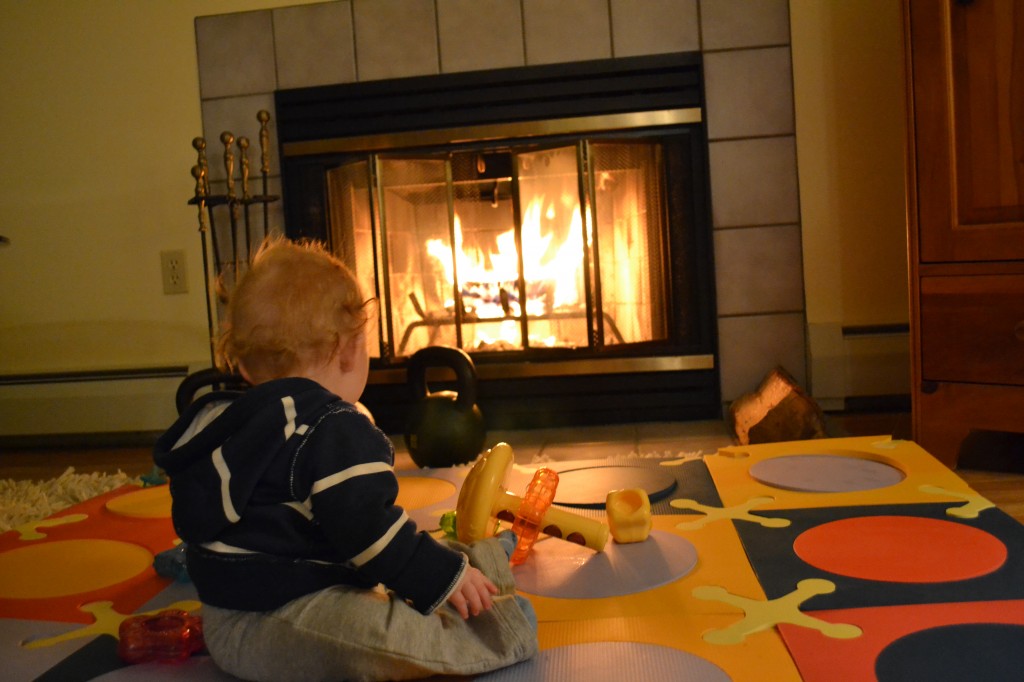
456, 442, 609, 557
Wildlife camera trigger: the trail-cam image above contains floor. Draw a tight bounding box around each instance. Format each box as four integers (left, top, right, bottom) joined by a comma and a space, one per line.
3, 410, 1024, 524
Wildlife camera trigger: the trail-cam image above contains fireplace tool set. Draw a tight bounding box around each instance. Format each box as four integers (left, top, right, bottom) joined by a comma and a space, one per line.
188, 110, 279, 361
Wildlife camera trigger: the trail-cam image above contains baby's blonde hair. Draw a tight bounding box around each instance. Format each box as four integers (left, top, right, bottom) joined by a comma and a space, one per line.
217, 237, 372, 383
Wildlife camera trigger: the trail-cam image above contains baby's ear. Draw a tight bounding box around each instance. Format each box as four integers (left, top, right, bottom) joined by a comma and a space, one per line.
237, 361, 255, 385
335, 334, 359, 371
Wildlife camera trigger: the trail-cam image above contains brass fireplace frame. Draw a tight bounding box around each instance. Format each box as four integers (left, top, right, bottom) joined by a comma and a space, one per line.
282, 108, 702, 156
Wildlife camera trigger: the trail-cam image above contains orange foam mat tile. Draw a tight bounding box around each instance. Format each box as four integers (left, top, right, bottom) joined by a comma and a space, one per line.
0, 485, 179, 624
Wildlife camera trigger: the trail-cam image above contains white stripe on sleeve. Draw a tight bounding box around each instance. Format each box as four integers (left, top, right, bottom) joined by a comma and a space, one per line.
282, 396, 297, 439
310, 461, 393, 495
212, 446, 241, 523
349, 512, 409, 567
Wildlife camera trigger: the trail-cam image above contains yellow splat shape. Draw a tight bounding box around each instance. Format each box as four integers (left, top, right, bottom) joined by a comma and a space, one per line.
13, 513, 88, 541
670, 496, 791, 530
693, 579, 862, 644
21, 599, 202, 649
918, 484, 996, 519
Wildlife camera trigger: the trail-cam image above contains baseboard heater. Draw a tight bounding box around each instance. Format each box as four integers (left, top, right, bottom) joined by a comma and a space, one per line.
841, 324, 910, 338
0, 366, 190, 387
0, 366, 192, 439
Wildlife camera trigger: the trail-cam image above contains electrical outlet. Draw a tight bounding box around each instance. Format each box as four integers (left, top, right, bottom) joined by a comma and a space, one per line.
160, 250, 188, 295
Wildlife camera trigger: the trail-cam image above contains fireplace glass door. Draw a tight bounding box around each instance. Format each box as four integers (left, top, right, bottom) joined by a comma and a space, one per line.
327, 138, 670, 361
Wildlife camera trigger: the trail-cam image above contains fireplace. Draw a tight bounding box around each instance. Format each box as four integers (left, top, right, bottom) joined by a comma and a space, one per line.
276, 53, 718, 431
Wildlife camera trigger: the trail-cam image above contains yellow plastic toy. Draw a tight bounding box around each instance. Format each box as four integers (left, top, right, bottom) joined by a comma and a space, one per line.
606, 488, 653, 543
456, 442, 609, 553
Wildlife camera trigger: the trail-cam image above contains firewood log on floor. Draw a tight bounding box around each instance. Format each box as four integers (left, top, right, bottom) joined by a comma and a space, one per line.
728, 367, 827, 445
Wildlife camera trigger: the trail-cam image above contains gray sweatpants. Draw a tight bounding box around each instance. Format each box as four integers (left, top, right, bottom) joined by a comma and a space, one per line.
201, 535, 538, 681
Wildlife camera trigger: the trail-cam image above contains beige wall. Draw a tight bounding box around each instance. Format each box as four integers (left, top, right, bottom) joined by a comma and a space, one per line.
0, 0, 315, 435
0, 0, 316, 378
792, 0, 908, 327
0, 0, 909, 435
790, 0, 910, 404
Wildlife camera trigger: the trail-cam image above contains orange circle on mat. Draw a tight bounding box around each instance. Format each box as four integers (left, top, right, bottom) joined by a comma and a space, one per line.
0, 539, 153, 599
395, 477, 456, 510
105, 486, 172, 518
793, 516, 1007, 583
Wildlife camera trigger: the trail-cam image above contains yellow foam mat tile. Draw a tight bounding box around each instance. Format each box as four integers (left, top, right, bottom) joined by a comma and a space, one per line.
706, 436, 979, 510
537, 613, 803, 681
522, 515, 765, 623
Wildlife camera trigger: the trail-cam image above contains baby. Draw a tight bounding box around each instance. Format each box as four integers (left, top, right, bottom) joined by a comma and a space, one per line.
154, 237, 536, 681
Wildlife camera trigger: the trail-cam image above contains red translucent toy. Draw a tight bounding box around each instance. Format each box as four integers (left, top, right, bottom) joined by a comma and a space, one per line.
117, 609, 204, 664
509, 467, 559, 565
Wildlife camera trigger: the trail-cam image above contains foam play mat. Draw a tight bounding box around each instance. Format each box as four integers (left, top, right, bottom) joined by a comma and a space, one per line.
4, 435, 1024, 680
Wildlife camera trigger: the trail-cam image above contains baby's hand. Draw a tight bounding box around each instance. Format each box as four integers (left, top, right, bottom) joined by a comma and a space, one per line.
448, 566, 498, 619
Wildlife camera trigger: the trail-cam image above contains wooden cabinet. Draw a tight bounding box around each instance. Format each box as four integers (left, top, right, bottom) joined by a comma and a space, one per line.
904, 0, 1024, 468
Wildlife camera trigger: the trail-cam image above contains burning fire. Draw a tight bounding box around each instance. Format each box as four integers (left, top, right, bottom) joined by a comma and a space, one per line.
426, 194, 586, 329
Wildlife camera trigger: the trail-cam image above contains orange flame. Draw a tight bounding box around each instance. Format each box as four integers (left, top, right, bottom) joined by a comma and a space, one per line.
426, 194, 585, 321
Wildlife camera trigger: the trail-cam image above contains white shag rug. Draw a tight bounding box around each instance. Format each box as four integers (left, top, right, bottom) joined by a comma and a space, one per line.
0, 467, 140, 534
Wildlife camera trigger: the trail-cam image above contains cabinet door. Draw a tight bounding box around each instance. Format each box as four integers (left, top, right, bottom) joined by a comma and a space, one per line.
920, 274, 1024, 385
908, 0, 1024, 263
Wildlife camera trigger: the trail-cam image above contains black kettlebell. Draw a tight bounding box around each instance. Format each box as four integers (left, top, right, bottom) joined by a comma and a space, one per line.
404, 346, 486, 468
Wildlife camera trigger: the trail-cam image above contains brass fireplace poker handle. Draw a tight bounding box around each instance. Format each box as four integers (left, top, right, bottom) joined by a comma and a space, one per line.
190, 138, 208, 231
191, 165, 205, 200
238, 136, 251, 200
257, 110, 271, 176
257, 110, 272, 227
190, 166, 208, 230
220, 132, 235, 201
192, 137, 210, 195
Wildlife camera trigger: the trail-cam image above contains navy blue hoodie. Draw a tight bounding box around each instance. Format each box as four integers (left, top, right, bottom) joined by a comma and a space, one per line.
153, 378, 465, 614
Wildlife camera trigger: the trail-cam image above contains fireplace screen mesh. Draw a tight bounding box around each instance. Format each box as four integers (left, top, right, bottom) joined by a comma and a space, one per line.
327, 138, 671, 361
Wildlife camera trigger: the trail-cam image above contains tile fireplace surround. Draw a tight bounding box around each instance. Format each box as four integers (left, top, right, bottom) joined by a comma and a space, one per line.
194, 0, 803, 406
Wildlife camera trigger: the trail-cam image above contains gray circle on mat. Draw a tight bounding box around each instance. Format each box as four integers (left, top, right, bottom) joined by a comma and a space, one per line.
748, 454, 905, 493
552, 465, 678, 507
512, 530, 698, 599
475, 641, 732, 681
